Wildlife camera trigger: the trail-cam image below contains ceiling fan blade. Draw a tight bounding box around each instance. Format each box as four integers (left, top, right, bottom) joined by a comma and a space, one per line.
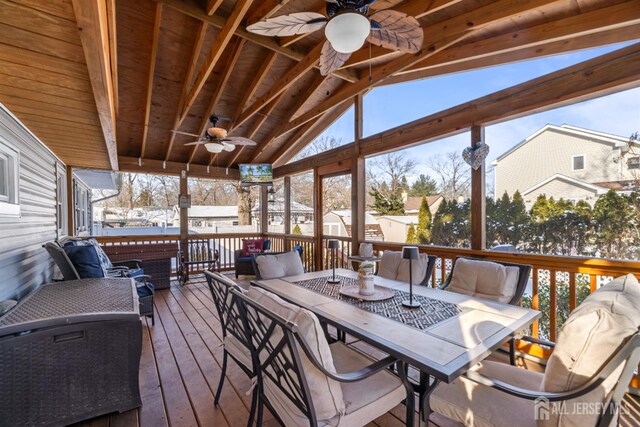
221, 141, 236, 152
320, 40, 352, 76
184, 141, 206, 146
246, 12, 327, 37
370, 0, 405, 10
368, 10, 423, 53
171, 130, 200, 137
224, 137, 257, 146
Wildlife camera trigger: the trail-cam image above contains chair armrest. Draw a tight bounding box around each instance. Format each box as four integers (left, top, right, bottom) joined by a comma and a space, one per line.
112, 259, 143, 269
234, 249, 242, 261
518, 335, 555, 348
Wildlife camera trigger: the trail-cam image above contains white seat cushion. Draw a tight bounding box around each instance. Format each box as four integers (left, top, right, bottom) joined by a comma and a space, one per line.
378, 251, 402, 280
541, 274, 640, 426
447, 258, 519, 303
430, 360, 540, 427
396, 253, 429, 284
224, 334, 252, 370
266, 341, 406, 427
246, 286, 345, 421
255, 251, 305, 279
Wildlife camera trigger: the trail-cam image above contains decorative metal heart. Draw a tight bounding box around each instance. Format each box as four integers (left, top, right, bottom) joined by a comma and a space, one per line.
462, 143, 490, 170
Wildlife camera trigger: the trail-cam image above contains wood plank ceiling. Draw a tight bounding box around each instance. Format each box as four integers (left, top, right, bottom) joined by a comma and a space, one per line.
1, 0, 639, 174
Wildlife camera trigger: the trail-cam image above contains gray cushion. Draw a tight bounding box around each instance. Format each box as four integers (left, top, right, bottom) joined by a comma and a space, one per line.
255, 251, 304, 279
447, 258, 519, 303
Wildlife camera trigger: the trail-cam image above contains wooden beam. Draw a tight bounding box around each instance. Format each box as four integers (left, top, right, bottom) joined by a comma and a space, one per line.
106, 0, 117, 113
284, 175, 291, 236
275, 42, 640, 177
313, 168, 323, 271
119, 156, 240, 180
206, 0, 224, 16
180, 0, 253, 123
236, 43, 324, 130
470, 125, 486, 250
158, 0, 357, 83
187, 37, 246, 165
249, 72, 328, 162
344, 0, 560, 69
380, 25, 640, 86
396, 0, 640, 80
351, 93, 365, 250
71, 0, 119, 170
164, 21, 208, 161
246, 0, 293, 26
179, 169, 188, 270
140, 3, 162, 159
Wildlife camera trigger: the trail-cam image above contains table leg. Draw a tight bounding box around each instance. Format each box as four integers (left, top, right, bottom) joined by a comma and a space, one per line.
419, 371, 440, 427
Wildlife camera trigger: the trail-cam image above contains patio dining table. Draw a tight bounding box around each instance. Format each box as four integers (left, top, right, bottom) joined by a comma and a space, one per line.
252, 268, 540, 425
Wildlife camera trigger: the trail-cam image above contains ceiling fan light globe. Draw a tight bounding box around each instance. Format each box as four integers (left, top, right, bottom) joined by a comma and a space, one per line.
325, 12, 370, 54
205, 142, 224, 153
207, 127, 228, 139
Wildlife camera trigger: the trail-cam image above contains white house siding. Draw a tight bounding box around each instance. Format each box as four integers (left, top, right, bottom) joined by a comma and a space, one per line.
495, 127, 623, 199
377, 217, 418, 243
522, 178, 599, 209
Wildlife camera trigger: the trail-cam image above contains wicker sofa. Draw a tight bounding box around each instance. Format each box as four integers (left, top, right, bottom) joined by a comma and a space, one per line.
0, 278, 142, 426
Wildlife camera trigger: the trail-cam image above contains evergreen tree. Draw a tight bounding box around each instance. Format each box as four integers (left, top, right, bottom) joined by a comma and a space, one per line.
431, 198, 470, 248
368, 187, 405, 215
406, 223, 418, 244
409, 174, 439, 197
292, 224, 302, 235
416, 196, 432, 244
592, 190, 632, 258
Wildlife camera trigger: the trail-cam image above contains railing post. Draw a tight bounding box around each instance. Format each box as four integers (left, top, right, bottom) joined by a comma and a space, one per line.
179, 169, 189, 279
284, 176, 292, 251
351, 93, 365, 254
260, 185, 269, 235
314, 168, 323, 271
470, 125, 486, 250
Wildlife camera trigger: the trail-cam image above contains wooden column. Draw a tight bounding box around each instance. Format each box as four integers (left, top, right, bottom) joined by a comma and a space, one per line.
351, 93, 365, 253
179, 169, 189, 255
314, 168, 323, 271
260, 185, 269, 234
470, 125, 486, 250
283, 176, 291, 250
66, 166, 75, 236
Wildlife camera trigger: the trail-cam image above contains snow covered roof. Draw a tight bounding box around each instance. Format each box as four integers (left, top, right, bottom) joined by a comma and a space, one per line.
185, 206, 238, 218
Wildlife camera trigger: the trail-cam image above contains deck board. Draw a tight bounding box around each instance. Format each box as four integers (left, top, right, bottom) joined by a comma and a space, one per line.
74, 274, 638, 427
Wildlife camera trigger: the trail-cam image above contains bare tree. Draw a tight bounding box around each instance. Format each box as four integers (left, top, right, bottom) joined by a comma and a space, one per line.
369, 152, 417, 195
428, 151, 471, 200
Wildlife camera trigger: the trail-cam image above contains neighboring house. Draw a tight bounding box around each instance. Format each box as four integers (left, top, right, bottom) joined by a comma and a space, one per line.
402, 193, 443, 216
492, 124, 639, 209
377, 216, 419, 243
171, 205, 240, 229
253, 198, 314, 225
323, 210, 384, 240
94, 207, 173, 228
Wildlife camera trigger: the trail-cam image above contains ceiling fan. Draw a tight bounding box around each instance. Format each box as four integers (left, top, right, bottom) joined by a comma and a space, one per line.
246, 0, 423, 76
171, 114, 257, 154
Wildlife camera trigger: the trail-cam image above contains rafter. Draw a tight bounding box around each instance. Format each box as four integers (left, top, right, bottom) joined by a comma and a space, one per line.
139, 3, 162, 159
158, 0, 357, 83
71, 0, 119, 170
119, 156, 240, 180
187, 37, 246, 165
206, 0, 224, 16
229, 50, 278, 131
246, 0, 293, 26
275, 42, 640, 177
344, 0, 562, 69
180, 0, 253, 124
235, 42, 324, 131
249, 72, 328, 162
164, 21, 208, 162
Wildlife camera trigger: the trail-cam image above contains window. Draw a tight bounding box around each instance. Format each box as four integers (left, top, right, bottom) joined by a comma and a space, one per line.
628, 156, 640, 170
572, 155, 585, 171
0, 139, 19, 216
56, 169, 67, 235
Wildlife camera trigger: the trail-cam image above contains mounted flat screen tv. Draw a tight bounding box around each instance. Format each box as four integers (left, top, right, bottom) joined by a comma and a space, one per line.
239, 164, 273, 186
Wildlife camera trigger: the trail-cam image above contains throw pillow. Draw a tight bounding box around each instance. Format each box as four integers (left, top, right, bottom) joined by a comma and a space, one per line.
64, 245, 105, 278
242, 239, 265, 257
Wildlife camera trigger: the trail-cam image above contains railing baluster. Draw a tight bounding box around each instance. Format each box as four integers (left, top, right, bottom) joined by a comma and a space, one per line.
550, 270, 557, 342
569, 272, 577, 311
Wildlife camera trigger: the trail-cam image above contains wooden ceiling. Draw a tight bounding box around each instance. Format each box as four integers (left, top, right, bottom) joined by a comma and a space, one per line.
1, 0, 639, 175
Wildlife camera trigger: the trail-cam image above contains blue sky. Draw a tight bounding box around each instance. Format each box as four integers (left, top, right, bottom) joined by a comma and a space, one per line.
307, 42, 640, 182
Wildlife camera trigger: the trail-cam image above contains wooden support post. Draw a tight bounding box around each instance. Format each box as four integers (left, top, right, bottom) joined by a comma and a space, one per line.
351, 93, 365, 253
179, 170, 189, 279
284, 176, 291, 251
314, 169, 323, 271
66, 166, 75, 236
470, 125, 486, 250
260, 185, 269, 235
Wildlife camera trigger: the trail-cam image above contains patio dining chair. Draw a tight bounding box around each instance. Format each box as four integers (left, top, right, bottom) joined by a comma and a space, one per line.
377, 250, 437, 286
439, 256, 532, 365
427, 274, 640, 427
203, 271, 258, 427
231, 285, 415, 427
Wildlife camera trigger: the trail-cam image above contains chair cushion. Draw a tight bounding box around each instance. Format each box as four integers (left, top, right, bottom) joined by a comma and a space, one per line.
64, 238, 113, 276
136, 283, 154, 298
396, 253, 429, 285
378, 251, 402, 280
430, 360, 540, 427
237, 256, 253, 263
541, 274, 640, 426
255, 251, 305, 280
447, 258, 519, 303
224, 334, 252, 370
241, 238, 264, 257
125, 267, 145, 279
63, 245, 105, 278
247, 286, 345, 421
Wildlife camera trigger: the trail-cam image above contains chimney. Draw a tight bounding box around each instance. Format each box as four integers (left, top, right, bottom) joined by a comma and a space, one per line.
401, 191, 408, 202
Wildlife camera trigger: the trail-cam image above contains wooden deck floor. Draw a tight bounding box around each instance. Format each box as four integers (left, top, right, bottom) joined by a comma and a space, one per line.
75, 274, 640, 427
